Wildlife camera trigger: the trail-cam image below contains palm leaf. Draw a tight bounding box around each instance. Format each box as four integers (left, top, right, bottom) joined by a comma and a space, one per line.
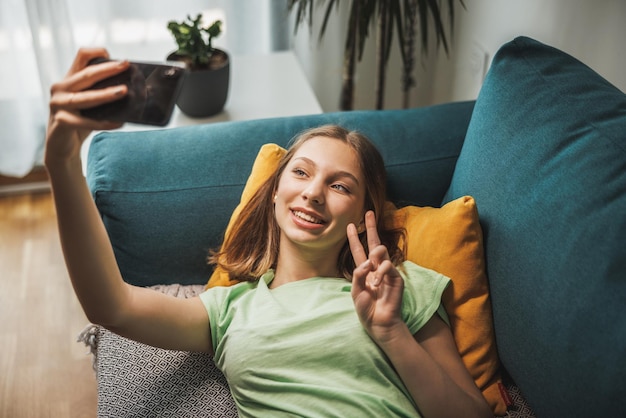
426, 0, 449, 54
391, 0, 406, 65
319, 0, 339, 42
288, 0, 314, 34
356, 0, 377, 61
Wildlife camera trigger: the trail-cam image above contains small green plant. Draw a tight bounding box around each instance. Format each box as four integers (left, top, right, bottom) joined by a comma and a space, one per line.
167, 14, 222, 69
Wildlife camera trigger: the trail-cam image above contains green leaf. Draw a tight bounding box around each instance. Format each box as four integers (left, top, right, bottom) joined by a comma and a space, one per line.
166, 13, 223, 69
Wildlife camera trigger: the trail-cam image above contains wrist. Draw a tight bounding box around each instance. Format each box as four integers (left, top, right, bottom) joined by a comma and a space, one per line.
45, 155, 86, 191
45, 153, 82, 175
371, 321, 414, 351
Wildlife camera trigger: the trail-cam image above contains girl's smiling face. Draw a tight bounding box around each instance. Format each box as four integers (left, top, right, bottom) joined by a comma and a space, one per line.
274, 136, 367, 257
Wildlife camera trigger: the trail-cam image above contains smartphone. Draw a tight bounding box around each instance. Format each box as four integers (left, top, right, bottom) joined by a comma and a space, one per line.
81, 58, 186, 127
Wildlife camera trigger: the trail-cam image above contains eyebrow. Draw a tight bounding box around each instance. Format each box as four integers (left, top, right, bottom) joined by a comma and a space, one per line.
292, 156, 361, 186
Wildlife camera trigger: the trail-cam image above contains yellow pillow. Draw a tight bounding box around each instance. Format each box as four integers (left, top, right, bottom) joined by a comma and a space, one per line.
207, 143, 285, 288
207, 144, 505, 415
383, 198, 506, 415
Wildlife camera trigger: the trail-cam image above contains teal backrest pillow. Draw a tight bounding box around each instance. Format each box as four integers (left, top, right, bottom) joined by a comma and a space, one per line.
87, 102, 474, 287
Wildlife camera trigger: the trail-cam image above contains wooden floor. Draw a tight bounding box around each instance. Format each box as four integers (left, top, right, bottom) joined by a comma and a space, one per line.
0, 192, 97, 417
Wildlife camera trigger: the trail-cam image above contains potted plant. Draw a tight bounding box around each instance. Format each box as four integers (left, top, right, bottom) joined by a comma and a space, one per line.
167, 14, 230, 117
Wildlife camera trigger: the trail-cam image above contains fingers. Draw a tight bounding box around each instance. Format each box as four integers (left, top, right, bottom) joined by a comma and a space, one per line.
364, 210, 381, 251
66, 47, 110, 76
45, 48, 127, 164
50, 84, 127, 112
364, 210, 390, 271
54, 59, 130, 95
347, 223, 368, 266
49, 48, 130, 130
348, 210, 390, 268
374, 259, 400, 286
351, 259, 372, 295
54, 47, 129, 107
352, 257, 401, 291
50, 110, 124, 132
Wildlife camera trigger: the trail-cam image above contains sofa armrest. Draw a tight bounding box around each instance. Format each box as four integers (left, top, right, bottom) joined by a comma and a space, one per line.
445, 36, 626, 417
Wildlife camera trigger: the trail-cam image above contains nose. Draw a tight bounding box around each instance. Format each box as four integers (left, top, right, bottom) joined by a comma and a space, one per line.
302, 180, 325, 205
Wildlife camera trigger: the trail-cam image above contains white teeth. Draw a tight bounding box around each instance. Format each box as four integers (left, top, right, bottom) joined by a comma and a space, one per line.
293, 210, 323, 224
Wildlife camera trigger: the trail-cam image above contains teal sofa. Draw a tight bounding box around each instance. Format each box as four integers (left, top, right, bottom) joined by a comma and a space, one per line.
85, 37, 625, 417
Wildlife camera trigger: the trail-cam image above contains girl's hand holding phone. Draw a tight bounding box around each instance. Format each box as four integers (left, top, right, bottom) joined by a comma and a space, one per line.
46, 48, 129, 165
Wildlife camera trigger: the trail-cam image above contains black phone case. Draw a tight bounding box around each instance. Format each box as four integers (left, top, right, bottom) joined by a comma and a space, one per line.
81, 58, 186, 126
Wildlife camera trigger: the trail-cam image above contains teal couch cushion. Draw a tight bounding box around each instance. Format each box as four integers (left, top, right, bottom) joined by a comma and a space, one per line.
445, 36, 626, 417
87, 101, 474, 287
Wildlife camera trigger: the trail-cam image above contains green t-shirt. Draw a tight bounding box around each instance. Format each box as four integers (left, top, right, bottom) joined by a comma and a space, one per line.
200, 261, 449, 418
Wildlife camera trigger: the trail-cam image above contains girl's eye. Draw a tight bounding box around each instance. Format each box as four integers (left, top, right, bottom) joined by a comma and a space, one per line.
331, 184, 350, 193
292, 168, 307, 177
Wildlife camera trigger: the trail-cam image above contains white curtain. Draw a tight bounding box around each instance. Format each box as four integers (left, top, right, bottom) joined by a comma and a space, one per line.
0, 0, 73, 177
0, 0, 289, 177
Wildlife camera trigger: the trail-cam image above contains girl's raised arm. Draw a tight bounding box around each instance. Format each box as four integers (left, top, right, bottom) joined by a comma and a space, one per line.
348, 212, 491, 417
45, 48, 211, 354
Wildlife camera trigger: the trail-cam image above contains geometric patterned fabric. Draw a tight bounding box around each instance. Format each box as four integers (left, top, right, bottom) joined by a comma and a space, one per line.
89, 284, 237, 417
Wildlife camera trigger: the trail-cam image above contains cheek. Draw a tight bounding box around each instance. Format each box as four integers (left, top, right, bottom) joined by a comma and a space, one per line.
276, 176, 308, 202
331, 197, 364, 223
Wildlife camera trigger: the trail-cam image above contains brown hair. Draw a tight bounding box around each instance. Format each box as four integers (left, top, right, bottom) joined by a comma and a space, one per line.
209, 125, 405, 281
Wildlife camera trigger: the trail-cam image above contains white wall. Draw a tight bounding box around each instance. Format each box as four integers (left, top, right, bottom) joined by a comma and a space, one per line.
291, 0, 626, 112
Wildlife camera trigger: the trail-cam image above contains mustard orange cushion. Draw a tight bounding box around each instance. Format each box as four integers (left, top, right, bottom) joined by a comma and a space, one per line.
384, 198, 505, 415
207, 144, 505, 415
207, 143, 285, 288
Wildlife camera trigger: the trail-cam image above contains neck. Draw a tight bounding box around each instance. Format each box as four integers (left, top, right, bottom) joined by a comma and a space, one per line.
272, 243, 342, 288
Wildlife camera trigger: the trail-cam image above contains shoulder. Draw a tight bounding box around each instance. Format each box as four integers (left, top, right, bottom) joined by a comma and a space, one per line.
399, 261, 450, 332
199, 270, 274, 310
200, 277, 260, 308
400, 260, 450, 288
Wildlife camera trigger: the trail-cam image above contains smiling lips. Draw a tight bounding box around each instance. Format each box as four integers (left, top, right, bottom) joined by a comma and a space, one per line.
291, 209, 325, 225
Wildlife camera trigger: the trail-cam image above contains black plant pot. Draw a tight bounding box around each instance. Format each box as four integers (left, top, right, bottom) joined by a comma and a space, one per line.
168, 49, 230, 118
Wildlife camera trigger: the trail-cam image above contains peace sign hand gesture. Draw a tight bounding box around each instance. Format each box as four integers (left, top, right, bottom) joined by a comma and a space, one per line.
347, 211, 406, 345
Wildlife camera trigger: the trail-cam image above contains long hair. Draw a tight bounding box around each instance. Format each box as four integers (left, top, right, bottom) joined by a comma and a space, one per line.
209, 125, 405, 282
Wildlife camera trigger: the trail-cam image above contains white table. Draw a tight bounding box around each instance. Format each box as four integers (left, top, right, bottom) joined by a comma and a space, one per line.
170, 51, 322, 125
82, 51, 322, 169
